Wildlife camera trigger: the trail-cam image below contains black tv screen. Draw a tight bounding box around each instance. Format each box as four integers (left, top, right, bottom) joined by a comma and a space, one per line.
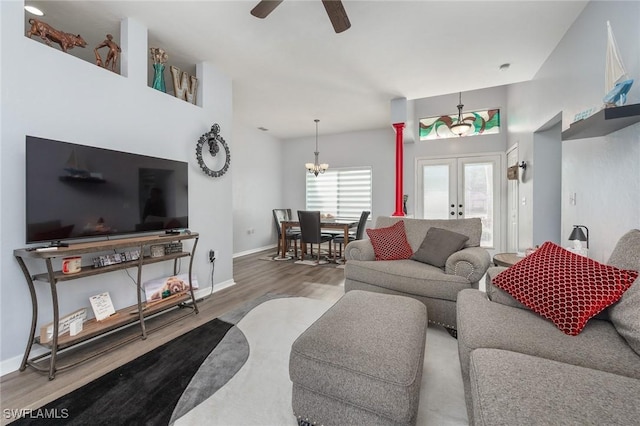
25, 136, 189, 244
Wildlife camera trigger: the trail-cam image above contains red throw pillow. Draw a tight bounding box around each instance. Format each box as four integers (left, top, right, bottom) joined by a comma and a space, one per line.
366, 221, 414, 261
492, 241, 638, 336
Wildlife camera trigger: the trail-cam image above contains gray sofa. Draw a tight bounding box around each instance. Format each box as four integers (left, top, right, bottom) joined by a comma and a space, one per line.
344, 216, 491, 333
457, 229, 640, 425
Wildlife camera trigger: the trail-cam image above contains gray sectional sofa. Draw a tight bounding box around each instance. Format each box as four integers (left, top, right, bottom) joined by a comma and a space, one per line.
344, 216, 491, 333
457, 229, 640, 425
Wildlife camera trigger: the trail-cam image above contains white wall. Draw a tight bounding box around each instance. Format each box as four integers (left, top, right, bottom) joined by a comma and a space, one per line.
407, 87, 508, 216
232, 123, 284, 256
0, 2, 233, 371
507, 0, 640, 261
281, 127, 396, 221
282, 86, 509, 228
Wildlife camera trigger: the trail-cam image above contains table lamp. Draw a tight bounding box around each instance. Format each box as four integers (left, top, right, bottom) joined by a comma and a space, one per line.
569, 225, 589, 250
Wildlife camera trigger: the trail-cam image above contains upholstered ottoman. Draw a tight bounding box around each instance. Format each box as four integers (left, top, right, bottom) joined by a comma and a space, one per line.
289, 290, 428, 426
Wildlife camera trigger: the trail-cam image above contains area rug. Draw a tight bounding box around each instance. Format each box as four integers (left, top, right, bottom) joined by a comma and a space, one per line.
12, 318, 235, 426
16, 294, 468, 425
175, 296, 468, 425
259, 255, 345, 268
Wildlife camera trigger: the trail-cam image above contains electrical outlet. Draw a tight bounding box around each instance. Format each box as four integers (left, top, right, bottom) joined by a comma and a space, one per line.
209, 250, 216, 263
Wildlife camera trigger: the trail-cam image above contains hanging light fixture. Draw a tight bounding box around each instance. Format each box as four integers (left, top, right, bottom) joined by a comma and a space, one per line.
305, 119, 329, 176
450, 92, 473, 136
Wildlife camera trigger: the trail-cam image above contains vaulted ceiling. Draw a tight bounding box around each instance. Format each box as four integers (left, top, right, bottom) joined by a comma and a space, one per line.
25, 1, 588, 139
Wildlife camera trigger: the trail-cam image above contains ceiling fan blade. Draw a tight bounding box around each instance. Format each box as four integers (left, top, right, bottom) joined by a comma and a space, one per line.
321, 0, 351, 33
250, 0, 284, 19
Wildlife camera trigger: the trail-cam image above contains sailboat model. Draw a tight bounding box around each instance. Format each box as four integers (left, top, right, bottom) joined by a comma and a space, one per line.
64, 149, 90, 178
603, 20, 633, 107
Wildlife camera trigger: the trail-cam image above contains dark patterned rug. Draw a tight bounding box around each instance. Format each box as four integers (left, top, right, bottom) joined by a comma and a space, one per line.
12, 294, 284, 426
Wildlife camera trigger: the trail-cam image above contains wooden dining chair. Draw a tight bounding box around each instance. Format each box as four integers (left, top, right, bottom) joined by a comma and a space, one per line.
272, 209, 300, 258
333, 210, 370, 259
297, 210, 334, 263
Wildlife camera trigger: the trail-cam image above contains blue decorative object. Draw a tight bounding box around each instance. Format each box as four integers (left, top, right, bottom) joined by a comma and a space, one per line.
152, 63, 166, 93
603, 79, 634, 107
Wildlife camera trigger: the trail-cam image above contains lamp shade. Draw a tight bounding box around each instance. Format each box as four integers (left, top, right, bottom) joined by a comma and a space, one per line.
568, 225, 589, 250
568, 227, 587, 242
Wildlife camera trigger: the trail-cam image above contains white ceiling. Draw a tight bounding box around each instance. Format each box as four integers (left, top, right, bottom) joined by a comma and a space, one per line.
25, 1, 588, 139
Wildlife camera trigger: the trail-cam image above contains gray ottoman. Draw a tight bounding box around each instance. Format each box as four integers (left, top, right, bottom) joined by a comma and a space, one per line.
289, 290, 428, 426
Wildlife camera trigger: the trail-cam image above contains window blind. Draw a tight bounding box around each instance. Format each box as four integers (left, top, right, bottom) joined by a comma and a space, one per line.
305, 167, 372, 220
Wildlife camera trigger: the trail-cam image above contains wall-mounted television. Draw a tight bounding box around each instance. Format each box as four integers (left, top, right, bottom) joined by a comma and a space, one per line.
25, 136, 189, 245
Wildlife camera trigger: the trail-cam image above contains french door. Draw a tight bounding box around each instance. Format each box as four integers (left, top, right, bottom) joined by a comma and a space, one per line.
416, 154, 502, 251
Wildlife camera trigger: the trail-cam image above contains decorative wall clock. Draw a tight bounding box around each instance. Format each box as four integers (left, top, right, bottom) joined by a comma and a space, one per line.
196, 123, 230, 177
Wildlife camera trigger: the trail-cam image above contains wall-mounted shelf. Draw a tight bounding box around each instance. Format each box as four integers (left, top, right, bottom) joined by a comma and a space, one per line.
562, 103, 640, 141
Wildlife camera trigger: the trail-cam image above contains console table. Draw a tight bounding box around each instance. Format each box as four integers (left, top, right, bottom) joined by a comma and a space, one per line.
14, 232, 199, 380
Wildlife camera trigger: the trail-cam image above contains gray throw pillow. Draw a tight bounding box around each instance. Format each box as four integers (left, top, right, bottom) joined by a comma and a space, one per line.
411, 227, 469, 268
607, 230, 640, 356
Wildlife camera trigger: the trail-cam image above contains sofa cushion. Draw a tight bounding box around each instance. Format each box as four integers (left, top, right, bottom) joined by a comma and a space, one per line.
492, 242, 638, 335
346, 259, 470, 301
411, 227, 469, 268
469, 348, 640, 426
366, 220, 413, 260
607, 229, 640, 356
374, 216, 482, 249
456, 289, 640, 382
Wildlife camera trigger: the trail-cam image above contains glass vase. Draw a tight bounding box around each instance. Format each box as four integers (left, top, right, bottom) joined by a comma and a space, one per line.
152, 63, 166, 92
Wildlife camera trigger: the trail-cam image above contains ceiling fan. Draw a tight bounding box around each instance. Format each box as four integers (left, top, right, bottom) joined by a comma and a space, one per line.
250, 0, 351, 34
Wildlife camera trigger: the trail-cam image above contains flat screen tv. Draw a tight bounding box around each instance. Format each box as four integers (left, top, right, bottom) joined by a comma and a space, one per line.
25, 136, 189, 245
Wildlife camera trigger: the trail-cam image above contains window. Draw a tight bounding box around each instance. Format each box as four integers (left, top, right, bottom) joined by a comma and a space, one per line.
305, 167, 372, 220
419, 109, 500, 140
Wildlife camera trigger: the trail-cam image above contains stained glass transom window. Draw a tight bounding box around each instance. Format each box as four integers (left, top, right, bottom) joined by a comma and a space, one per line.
419, 109, 500, 140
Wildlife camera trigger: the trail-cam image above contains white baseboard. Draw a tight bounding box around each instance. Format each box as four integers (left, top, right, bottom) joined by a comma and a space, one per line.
233, 244, 276, 258
0, 279, 237, 377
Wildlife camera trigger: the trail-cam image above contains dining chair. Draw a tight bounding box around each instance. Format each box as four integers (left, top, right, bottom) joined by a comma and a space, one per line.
272, 209, 300, 258
333, 210, 370, 259
297, 210, 334, 263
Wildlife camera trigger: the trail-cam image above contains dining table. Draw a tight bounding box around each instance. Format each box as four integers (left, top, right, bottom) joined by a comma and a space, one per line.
280, 219, 359, 260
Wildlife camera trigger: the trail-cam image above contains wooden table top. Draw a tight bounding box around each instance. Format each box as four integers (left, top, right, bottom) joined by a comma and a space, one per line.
492, 252, 524, 267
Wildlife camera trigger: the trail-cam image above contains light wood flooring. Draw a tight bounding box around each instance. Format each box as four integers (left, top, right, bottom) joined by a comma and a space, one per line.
0, 249, 345, 424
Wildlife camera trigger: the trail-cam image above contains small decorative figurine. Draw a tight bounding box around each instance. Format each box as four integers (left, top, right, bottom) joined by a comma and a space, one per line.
94, 34, 121, 72
26, 18, 87, 52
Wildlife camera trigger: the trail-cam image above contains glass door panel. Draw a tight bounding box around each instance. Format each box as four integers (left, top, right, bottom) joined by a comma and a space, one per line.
422, 164, 450, 219
461, 161, 495, 248
417, 155, 501, 250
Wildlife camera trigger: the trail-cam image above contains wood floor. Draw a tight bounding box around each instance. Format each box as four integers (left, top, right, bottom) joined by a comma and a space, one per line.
0, 248, 345, 424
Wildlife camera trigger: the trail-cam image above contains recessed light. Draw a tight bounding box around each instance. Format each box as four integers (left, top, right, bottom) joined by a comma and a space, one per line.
25, 5, 45, 16
499, 63, 510, 71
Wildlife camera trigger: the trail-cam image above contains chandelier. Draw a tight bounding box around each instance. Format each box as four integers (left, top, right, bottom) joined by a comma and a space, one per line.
450, 92, 473, 136
305, 119, 329, 176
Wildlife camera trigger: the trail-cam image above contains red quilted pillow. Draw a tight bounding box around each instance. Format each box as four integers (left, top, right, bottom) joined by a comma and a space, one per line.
366, 221, 414, 261
493, 242, 638, 336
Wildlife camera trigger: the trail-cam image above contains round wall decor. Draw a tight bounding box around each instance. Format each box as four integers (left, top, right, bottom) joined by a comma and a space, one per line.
196, 123, 230, 177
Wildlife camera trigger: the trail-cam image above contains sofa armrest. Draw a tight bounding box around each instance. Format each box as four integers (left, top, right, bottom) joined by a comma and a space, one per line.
485, 266, 530, 310
344, 239, 376, 261
445, 247, 491, 284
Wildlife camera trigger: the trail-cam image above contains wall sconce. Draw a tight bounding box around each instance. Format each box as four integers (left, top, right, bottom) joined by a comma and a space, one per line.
569, 225, 589, 250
